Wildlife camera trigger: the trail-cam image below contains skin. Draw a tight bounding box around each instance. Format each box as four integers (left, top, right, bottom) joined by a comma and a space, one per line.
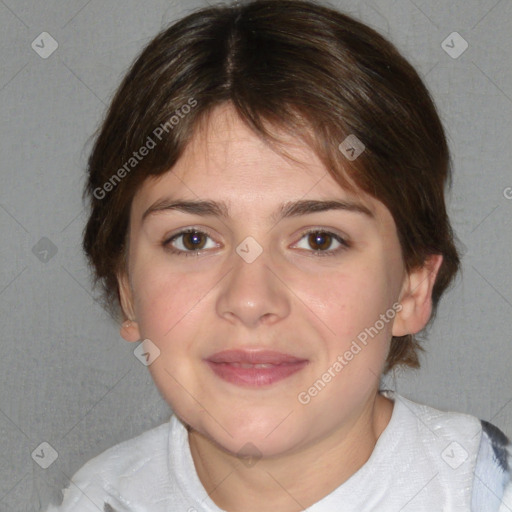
118, 103, 442, 512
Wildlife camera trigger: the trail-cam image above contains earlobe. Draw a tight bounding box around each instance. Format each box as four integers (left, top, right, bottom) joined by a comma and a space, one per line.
392, 254, 443, 337
117, 271, 141, 343
120, 319, 141, 343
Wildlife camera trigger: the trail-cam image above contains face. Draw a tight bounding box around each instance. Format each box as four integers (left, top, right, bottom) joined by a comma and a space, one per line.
118, 103, 424, 459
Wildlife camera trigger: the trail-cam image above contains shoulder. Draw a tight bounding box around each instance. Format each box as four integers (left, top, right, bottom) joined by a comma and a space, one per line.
389, 393, 483, 480
385, 392, 512, 510
46, 419, 172, 511
386, 391, 484, 443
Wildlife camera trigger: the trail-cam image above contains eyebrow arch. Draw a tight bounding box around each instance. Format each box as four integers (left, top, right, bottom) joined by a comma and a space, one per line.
141, 198, 373, 224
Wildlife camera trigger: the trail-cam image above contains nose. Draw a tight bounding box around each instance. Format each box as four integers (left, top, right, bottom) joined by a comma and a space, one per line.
215, 246, 291, 328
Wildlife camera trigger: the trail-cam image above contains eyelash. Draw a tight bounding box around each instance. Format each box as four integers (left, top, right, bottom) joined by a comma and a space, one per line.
162, 228, 350, 258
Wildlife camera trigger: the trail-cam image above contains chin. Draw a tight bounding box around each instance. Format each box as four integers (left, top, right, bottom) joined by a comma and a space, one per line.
223, 433, 299, 461
202, 417, 306, 459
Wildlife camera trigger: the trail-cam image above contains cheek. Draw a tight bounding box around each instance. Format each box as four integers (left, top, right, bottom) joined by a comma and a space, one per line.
131, 262, 212, 342
310, 263, 394, 340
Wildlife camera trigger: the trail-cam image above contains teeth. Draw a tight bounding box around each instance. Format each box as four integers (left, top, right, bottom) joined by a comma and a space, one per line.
229, 363, 275, 368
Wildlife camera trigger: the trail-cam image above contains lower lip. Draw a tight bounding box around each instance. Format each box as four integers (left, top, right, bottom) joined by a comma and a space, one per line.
205, 361, 309, 387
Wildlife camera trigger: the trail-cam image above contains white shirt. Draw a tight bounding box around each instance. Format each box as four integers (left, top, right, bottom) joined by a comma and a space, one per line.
46, 391, 512, 511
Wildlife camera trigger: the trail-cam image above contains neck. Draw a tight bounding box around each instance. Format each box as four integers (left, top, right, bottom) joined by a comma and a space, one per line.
188, 393, 394, 512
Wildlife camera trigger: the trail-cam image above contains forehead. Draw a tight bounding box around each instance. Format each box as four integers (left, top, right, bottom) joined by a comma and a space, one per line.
175, 104, 331, 188
131, 104, 380, 219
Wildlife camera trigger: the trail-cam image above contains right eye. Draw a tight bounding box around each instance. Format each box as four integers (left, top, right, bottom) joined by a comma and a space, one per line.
162, 229, 218, 256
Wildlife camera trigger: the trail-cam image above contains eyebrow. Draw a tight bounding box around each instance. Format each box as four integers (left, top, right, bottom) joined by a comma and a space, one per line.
141, 198, 373, 224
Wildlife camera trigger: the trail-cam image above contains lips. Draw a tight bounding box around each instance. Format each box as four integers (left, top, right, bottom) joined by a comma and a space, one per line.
205, 350, 309, 387
206, 349, 307, 365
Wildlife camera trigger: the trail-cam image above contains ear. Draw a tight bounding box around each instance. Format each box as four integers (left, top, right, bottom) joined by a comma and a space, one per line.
392, 254, 443, 337
117, 271, 141, 343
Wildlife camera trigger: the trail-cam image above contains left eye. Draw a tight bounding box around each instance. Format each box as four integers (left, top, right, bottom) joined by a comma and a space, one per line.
293, 230, 348, 255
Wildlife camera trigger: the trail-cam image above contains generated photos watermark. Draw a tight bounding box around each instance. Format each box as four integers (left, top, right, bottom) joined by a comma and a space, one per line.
93, 97, 198, 200
297, 302, 403, 405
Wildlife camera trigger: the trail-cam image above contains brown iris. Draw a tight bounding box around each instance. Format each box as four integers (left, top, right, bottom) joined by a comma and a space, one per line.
182, 231, 207, 250
308, 232, 332, 251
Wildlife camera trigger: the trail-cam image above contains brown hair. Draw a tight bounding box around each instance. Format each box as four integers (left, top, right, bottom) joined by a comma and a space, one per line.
82, 0, 460, 373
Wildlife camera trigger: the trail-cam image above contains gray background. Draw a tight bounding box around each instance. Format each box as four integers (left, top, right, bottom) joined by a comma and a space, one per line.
0, 0, 511, 510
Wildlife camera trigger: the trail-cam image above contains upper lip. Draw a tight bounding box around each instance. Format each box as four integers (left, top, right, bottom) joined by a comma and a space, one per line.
206, 350, 308, 365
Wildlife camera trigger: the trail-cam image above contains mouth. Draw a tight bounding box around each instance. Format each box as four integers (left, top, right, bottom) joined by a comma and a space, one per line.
204, 349, 309, 387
